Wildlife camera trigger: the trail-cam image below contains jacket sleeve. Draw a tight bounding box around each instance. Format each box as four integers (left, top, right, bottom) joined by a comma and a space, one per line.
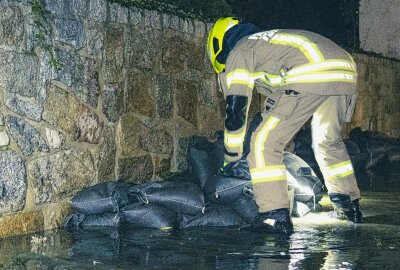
219, 51, 254, 162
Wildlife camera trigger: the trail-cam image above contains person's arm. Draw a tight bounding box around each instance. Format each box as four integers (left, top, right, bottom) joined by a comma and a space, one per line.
219, 51, 254, 163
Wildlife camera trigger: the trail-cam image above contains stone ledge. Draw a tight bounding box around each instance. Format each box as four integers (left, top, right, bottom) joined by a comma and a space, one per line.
0, 211, 44, 238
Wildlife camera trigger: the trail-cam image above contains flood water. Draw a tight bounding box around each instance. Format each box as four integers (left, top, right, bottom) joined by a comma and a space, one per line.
1, 167, 399, 269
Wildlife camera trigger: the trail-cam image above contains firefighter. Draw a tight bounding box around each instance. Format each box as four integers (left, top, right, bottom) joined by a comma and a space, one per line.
207, 17, 363, 233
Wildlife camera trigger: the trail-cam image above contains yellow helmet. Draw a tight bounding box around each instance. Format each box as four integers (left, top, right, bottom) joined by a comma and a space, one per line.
207, 17, 240, 73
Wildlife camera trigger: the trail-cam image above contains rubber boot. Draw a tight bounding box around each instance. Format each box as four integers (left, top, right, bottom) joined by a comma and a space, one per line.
329, 193, 363, 223
247, 208, 294, 233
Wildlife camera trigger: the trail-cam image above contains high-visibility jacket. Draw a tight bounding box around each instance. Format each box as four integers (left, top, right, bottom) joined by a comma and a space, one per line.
218, 29, 357, 161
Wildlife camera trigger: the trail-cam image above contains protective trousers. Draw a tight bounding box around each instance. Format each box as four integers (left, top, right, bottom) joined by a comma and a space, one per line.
247, 93, 361, 212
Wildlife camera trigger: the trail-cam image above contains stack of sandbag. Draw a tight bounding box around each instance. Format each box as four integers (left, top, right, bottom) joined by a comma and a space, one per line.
348, 127, 400, 169
65, 129, 325, 231
65, 176, 207, 231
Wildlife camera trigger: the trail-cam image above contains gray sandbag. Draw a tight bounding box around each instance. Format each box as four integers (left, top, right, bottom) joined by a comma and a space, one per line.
180, 204, 245, 228
64, 213, 85, 230
203, 174, 253, 204
220, 157, 251, 180
121, 204, 178, 230
80, 212, 121, 228
230, 196, 259, 224
129, 181, 205, 216
71, 181, 134, 215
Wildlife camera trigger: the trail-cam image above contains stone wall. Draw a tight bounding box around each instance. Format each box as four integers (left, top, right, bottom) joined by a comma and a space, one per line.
0, 0, 399, 238
0, 0, 233, 237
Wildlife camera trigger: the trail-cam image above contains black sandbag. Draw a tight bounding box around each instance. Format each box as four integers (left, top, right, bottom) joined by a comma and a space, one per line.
203, 174, 253, 204
388, 146, 400, 164
80, 212, 121, 228
121, 203, 178, 230
129, 181, 205, 216
230, 196, 259, 224
243, 112, 263, 157
188, 147, 214, 188
344, 139, 361, 155
292, 175, 324, 205
71, 181, 134, 215
64, 213, 85, 230
211, 131, 225, 170
365, 152, 388, 169
180, 204, 245, 228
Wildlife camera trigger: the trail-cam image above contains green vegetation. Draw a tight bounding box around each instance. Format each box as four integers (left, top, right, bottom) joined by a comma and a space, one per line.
29, 0, 61, 70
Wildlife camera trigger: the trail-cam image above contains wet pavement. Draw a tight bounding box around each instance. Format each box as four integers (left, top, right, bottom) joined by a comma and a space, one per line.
1, 165, 399, 270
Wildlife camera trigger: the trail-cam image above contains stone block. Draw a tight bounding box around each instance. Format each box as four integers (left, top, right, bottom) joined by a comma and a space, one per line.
43, 86, 102, 143
0, 131, 10, 146
103, 83, 124, 122
0, 151, 27, 213
53, 49, 99, 107
45, 128, 64, 149
154, 156, 172, 179
144, 9, 161, 29
5, 115, 49, 156
140, 129, 173, 154
186, 40, 206, 71
28, 149, 95, 205
0, 6, 24, 47
45, 0, 87, 17
42, 201, 73, 231
117, 155, 153, 183
176, 136, 190, 171
55, 19, 85, 49
103, 25, 124, 83
152, 74, 174, 119
129, 7, 143, 26
88, 0, 107, 22
194, 20, 206, 38
0, 52, 39, 97
0, 113, 4, 126
109, 2, 129, 23
95, 125, 116, 182
198, 79, 216, 106
162, 14, 179, 31
161, 33, 187, 74
87, 24, 104, 57
125, 70, 156, 117
118, 113, 145, 156
125, 26, 161, 71
176, 80, 198, 126
5, 95, 43, 121
0, 211, 44, 238
76, 111, 103, 144
197, 104, 223, 138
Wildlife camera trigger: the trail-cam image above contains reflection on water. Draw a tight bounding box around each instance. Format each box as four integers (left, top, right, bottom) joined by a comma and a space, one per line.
1, 192, 399, 270
1, 178, 399, 270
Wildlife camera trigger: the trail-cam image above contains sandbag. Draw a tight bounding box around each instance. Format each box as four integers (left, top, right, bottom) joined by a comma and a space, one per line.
220, 157, 251, 180
180, 204, 245, 228
122, 204, 178, 230
210, 131, 225, 170
230, 196, 259, 224
80, 212, 121, 228
129, 181, 205, 216
388, 146, 400, 164
71, 181, 134, 215
188, 147, 214, 188
203, 174, 253, 204
344, 139, 361, 155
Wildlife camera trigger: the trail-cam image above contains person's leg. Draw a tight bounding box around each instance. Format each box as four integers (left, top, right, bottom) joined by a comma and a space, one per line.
311, 95, 362, 223
246, 93, 328, 232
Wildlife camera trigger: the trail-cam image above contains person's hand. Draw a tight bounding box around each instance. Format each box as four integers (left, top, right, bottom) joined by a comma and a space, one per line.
219, 157, 251, 180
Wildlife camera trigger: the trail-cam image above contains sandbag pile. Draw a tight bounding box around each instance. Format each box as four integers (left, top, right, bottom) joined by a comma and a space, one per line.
65, 131, 325, 231
294, 127, 400, 186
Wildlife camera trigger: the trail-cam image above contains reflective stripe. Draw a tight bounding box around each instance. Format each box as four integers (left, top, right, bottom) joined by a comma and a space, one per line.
326, 160, 355, 180
224, 129, 246, 147
254, 116, 280, 168
226, 69, 254, 89
270, 34, 324, 63
285, 60, 356, 76
251, 165, 287, 184
284, 72, 356, 84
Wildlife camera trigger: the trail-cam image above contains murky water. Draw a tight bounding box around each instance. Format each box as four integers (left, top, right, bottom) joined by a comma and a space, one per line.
1, 167, 399, 269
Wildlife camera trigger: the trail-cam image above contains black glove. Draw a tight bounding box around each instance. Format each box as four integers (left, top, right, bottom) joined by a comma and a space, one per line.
219, 157, 251, 180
